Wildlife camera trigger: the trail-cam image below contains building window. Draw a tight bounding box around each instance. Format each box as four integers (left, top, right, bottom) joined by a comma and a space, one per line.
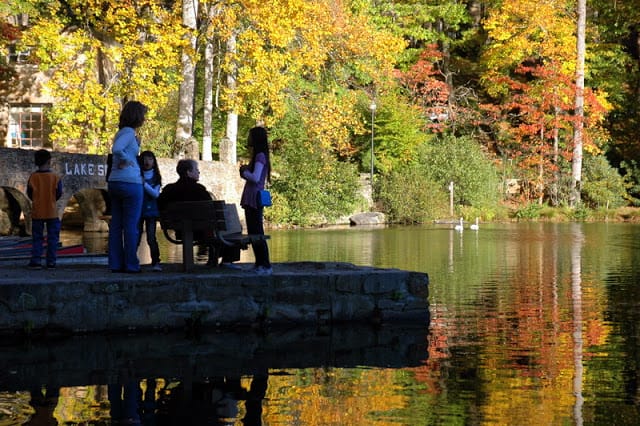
8, 104, 51, 148
7, 45, 31, 64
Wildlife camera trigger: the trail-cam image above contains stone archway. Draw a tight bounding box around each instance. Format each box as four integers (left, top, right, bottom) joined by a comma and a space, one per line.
0, 186, 30, 235
62, 188, 110, 232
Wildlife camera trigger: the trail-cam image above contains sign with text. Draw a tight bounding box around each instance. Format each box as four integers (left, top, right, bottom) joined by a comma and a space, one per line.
64, 162, 107, 177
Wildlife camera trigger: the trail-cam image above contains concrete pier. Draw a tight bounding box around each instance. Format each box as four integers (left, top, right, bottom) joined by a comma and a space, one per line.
0, 261, 429, 336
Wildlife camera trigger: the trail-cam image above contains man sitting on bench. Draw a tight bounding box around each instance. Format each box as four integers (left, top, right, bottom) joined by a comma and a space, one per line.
157, 159, 240, 267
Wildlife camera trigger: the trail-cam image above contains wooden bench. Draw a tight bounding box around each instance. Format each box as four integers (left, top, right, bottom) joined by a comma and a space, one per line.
159, 200, 269, 271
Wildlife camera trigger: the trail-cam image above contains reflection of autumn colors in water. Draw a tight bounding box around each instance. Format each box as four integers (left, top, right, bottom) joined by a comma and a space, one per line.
6, 223, 640, 424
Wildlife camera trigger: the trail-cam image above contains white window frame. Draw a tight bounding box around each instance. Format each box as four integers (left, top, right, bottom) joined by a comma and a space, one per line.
7, 104, 51, 148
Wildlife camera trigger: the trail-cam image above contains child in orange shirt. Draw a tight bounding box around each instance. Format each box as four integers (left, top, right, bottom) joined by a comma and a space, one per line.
27, 149, 63, 269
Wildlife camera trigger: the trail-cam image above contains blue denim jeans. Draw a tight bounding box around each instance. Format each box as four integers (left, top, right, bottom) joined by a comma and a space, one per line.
30, 218, 61, 266
108, 181, 143, 272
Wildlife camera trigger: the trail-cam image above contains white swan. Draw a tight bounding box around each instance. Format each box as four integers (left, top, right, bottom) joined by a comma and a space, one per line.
470, 217, 479, 231
454, 217, 464, 232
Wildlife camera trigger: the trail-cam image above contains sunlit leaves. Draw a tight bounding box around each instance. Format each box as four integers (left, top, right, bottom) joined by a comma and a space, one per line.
366, 91, 426, 174
478, 0, 614, 203
212, 0, 403, 129
0, 19, 20, 93
481, 0, 576, 98
299, 89, 365, 157
19, 0, 188, 153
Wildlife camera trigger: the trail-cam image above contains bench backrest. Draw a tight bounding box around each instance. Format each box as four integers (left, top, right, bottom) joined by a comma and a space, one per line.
222, 203, 243, 235
160, 200, 226, 232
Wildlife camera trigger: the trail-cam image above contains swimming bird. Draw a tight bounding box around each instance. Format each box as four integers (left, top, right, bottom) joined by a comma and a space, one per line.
470, 217, 479, 231
454, 217, 464, 232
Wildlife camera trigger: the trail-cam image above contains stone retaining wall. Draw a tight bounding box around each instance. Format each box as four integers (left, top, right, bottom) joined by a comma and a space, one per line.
0, 262, 429, 336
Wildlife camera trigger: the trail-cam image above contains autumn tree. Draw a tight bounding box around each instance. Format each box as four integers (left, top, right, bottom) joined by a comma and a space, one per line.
480, 0, 610, 205
198, 0, 403, 162
585, 0, 640, 201
397, 45, 451, 134
483, 62, 584, 204
371, 0, 483, 134
0, 20, 19, 97
19, 0, 188, 153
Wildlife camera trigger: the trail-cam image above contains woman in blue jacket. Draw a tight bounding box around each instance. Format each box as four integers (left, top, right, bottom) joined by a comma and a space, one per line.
108, 101, 147, 273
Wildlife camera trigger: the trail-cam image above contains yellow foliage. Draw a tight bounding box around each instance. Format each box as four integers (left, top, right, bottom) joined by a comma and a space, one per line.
18, 0, 402, 156
214, 0, 403, 133
482, 0, 576, 96
300, 90, 366, 157
20, 0, 188, 153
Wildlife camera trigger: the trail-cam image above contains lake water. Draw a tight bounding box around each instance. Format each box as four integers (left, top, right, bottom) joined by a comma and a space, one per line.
2, 222, 640, 425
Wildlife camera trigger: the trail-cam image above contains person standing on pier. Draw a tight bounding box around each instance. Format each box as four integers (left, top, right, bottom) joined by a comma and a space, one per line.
137, 150, 163, 271
107, 101, 147, 273
27, 149, 62, 269
239, 126, 272, 275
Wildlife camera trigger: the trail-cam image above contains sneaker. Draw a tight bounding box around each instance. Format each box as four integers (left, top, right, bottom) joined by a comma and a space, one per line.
151, 263, 163, 272
27, 262, 42, 270
254, 266, 273, 276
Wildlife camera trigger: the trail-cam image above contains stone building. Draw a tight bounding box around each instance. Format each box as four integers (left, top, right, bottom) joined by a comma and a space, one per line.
1, 45, 52, 150
1, 13, 53, 150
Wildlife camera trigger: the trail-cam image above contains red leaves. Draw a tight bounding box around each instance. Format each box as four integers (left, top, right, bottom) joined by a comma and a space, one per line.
0, 23, 20, 43
397, 45, 451, 132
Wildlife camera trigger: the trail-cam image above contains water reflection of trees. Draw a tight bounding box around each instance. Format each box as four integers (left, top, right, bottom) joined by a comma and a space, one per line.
417, 223, 617, 424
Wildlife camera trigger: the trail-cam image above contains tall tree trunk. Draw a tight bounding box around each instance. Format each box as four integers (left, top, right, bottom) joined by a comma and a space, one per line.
202, 37, 214, 161
176, 0, 198, 159
202, 3, 224, 162
222, 32, 238, 164
571, 0, 586, 207
538, 127, 544, 205
552, 104, 560, 206
96, 47, 117, 153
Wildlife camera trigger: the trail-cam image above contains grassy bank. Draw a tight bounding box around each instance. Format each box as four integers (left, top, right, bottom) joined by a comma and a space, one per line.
505, 205, 640, 223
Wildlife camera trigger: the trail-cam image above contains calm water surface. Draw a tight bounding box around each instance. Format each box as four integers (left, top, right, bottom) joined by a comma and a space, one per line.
2, 222, 640, 425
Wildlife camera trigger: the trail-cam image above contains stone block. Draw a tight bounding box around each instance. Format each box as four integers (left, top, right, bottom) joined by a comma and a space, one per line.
335, 273, 363, 293
272, 281, 331, 305
133, 282, 193, 305
377, 298, 406, 311
362, 272, 405, 294
407, 272, 429, 298
267, 304, 320, 324
331, 295, 375, 321
205, 297, 260, 326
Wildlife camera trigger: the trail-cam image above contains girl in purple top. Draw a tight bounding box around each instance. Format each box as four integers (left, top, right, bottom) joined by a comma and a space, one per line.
239, 126, 272, 275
